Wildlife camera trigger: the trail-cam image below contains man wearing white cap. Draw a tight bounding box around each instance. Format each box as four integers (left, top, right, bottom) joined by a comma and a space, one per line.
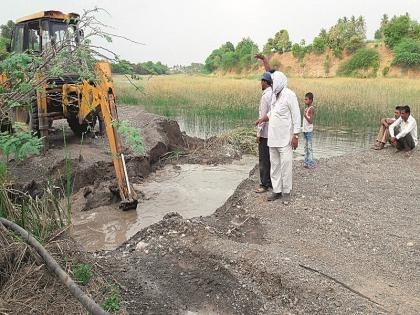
255, 54, 301, 203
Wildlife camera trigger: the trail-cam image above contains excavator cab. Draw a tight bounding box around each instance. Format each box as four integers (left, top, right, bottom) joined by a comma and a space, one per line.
11, 11, 80, 54
4, 11, 138, 210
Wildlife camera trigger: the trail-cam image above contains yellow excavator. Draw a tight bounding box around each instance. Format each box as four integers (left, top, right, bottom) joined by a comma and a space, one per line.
3, 11, 138, 210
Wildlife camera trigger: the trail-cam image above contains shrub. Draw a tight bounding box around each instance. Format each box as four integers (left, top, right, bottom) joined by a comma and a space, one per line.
337, 48, 379, 77
383, 14, 419, 48
323, 54, 331, 75
312, 36, 326, 54
72, 263, 93, 285
382, 66, 390, 76
291, 43, 305, 61
392, 38, 420, 68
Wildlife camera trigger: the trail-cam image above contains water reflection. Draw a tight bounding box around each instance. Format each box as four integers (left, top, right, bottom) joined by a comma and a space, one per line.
176, 114, 376, 159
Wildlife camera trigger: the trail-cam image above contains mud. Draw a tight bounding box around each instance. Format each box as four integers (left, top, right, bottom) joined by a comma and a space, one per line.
71, 156, 257, 251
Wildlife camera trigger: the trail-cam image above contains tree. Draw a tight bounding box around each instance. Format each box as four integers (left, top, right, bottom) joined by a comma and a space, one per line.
263, 38, 274, 55
383, 14, 420, 48
312, 29, 328, 54
392, 38, 420, 68
374, 14, 389, 40
0, 20, 15, 41
327, 15, 366, 56
272, 30, 291, 53
111, 59, 133, 74
235, 37, 259, 70
204, 48, 223, 72
220, 41, 235, 53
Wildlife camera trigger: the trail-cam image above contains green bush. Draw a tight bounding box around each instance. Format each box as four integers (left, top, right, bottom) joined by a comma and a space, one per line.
383, 15, 419, 48
291, 43, 305, 61
72, 263, 93, 285
382, 66, 390, 76
392, 38, 420, 68
337, 48, 379, 77
312, 36, 326, 54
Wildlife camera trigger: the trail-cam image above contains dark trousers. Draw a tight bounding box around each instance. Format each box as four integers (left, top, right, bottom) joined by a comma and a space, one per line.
397, 134, 415, 151
258, 137, 272, 188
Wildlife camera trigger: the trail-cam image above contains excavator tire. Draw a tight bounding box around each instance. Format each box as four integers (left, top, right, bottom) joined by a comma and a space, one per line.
31, 100, 40, 133
67, 114, 97, 136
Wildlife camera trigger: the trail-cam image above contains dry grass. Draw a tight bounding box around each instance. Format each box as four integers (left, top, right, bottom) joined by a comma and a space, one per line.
0, 228, 125, 315
114, 74, 420, 130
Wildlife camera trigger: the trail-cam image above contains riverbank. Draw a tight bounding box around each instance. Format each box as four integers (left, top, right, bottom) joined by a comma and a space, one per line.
2, 107, 419, 314
99, 147, 419, 314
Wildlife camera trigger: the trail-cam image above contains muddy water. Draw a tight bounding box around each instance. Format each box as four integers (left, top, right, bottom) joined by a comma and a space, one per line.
71, 156, 257, 252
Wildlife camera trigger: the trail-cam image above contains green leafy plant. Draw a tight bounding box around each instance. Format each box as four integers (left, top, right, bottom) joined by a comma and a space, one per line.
0, 123, 43, 161
102, 284, 122, 313
72, 263, 93, 285
383, 14, 420, 48
112, 119, 144, 153
392, 38, 420, 68
337, 48, 379, 77
382, 66, 390, 76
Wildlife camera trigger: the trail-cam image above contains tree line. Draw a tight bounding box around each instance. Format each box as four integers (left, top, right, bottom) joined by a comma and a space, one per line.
205, 13, 420, 73
111, 59, 170, 75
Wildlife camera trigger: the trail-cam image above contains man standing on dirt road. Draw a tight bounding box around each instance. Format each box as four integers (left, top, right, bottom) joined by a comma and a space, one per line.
255, 72, 273, 193
255, 54, 301, 204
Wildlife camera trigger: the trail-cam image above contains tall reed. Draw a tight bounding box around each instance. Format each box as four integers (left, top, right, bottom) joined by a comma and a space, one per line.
114, 75, 420, 131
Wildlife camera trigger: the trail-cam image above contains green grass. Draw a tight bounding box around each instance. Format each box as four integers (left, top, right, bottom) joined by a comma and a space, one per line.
114, 74, 420, 134
72, 263, 93, 286
101, 284, 122, 313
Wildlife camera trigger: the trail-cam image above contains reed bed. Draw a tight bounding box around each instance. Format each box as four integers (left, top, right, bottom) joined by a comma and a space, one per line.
114, 74, 420, 131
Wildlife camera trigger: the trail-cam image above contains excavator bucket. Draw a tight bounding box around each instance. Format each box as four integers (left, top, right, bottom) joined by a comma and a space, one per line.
119, 199, 138, 211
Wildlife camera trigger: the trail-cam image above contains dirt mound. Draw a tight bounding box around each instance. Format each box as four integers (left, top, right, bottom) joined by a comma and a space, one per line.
7, 106, 187, 199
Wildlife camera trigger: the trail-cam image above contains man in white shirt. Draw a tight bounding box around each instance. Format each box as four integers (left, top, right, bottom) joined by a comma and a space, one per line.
390, 105, 417, 152
255, 72, 273, 193
255, 54, 301, 203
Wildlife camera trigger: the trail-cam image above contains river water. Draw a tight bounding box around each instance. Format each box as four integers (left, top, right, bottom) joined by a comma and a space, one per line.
71, 114, 377, 252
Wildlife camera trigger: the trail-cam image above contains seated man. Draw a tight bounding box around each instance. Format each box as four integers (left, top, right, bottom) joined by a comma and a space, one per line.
390, 105, 418, 152
373, 106, 402, 150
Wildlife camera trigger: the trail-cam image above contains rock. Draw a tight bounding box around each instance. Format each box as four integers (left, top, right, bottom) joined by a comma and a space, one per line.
136, 241, 148, 251
407, 242, 414, 247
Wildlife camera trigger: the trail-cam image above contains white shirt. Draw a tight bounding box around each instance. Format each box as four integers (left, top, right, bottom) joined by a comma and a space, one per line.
257, 87, 272, 138
267, 88, 301, 148
302, 105, 314, 132
389, 115, 418, 147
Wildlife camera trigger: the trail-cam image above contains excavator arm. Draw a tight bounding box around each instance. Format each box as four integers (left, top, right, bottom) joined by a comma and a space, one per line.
96, 63, 138, 210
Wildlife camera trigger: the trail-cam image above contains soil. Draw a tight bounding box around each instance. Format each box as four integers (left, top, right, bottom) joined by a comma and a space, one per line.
232, 44, 420, 78
3, 106, 419, 314
96, 148, 419, 315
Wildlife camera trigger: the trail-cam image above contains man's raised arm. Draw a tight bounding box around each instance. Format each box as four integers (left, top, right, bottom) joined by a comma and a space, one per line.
255, 54, 271, 72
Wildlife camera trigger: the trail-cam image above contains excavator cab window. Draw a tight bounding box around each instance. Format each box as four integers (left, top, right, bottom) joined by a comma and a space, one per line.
11, 19, 78, 54
11, 21, 41, 53
11, 24, 24, 53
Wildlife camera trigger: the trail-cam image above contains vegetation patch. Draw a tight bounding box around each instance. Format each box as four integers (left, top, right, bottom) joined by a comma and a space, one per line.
72, 263, 94, 286
337, 48, 379, 77
101, 284, 122, 313
392, 38, 420, 68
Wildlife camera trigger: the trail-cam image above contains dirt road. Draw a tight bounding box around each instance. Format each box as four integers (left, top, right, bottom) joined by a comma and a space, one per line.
100, 148, 419, 314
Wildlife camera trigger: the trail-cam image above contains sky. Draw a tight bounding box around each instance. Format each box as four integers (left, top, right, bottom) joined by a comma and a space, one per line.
1, 0, 420, 66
